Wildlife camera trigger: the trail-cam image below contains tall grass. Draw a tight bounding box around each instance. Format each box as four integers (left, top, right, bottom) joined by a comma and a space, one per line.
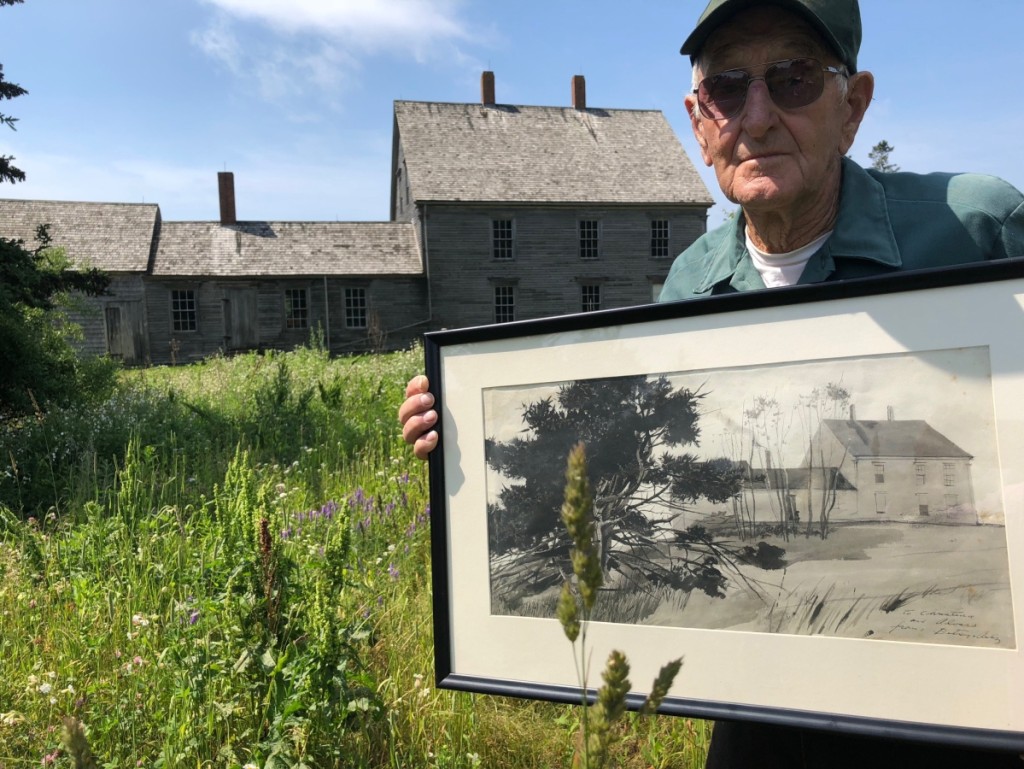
0, 345, 711, 768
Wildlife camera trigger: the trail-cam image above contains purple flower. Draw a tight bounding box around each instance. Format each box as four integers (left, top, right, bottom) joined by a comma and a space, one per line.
388, 563, 399, 581
188, 610, 200, 626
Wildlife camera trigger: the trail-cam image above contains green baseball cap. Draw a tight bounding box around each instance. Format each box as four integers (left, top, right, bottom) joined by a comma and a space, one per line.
680, 0, 862, 73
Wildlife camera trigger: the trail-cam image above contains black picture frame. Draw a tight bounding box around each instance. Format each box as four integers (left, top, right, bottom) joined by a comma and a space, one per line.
426, 260, 1024, 751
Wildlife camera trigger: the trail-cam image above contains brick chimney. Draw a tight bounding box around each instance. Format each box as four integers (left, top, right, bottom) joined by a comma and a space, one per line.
218, 171, 237, 225
572, 74, 586, 110
481, 71, 495, 105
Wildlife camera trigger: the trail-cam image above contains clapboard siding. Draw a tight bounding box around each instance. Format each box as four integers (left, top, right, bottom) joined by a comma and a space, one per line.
424, 204, 706, 328
65, 274, 148, 361
142, 276, 431, 363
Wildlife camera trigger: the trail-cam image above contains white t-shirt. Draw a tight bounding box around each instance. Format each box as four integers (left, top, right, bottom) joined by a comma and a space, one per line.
746, 229, 833, 287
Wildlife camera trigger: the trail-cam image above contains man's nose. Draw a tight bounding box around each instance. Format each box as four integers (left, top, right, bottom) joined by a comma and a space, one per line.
741, 78, 776, 135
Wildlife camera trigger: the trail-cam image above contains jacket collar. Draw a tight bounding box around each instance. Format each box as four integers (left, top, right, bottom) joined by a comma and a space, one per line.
695, 157, 902, 293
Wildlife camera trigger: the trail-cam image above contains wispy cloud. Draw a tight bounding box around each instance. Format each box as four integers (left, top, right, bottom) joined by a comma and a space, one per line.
200, 0, 470, 50
192, 0, 475, 111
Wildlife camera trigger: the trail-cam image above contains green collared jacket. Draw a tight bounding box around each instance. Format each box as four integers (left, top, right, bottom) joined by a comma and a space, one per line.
660, 157, 1024, 301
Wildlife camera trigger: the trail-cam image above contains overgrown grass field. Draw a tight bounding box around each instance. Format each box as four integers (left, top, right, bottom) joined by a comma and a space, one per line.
0, 345, 710, 768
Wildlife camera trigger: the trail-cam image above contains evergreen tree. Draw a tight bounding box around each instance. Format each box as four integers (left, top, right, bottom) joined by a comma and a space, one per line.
0, 0, 27, 184
868, 140, 900, 173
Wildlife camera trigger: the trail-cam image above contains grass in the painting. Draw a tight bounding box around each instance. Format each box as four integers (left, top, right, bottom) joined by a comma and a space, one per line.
0, 344, 711, 768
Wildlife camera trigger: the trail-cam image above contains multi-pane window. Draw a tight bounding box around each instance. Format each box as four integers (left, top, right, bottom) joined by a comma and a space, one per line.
285, 288, 308, 329
943, 462, 956, 486
579, 220, 599, 260
917, 493, 929, 516
873, 462, 885, 484
494, 285, 515, 323
171, 289, 197, 332
915, 463, 926, 486
581, 284, 601, 312
651, 219, 670, 258
493, 219, 514, 260
345, 287, 367, 328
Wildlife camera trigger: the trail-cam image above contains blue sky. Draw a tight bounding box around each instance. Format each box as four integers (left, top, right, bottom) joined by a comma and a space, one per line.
3, 1, 1022, 226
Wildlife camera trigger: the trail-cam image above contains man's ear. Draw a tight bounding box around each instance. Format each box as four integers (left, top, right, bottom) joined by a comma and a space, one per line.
839, 70, 874, 156
685, 93, 713, 166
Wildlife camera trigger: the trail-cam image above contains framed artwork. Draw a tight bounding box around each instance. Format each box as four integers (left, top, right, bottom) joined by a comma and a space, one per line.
425, 260, 1024, 750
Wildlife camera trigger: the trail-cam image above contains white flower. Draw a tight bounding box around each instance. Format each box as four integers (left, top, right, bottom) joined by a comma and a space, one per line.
38, 683, 52, 695
131, 614, 149, 627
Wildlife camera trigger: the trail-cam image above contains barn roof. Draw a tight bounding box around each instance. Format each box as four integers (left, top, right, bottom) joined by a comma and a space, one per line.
0, 198, 158, 272
821, 419, 973, 460
393, 100, 713, 206
150, 220, 421, 277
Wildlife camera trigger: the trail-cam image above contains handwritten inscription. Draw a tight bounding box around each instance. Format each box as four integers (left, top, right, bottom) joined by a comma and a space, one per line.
885, 608, 1002, 646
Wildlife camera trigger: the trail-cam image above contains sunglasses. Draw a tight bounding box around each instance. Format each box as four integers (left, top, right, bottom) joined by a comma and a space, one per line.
694, 58, 847, 121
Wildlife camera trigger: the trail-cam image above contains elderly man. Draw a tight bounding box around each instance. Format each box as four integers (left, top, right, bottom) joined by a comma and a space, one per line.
400, 0, 1024, 765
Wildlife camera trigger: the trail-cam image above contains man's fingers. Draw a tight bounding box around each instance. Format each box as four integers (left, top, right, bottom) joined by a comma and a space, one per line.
404, 374, 429, 399
398, 390, 435, 427
414, 430, 439, 461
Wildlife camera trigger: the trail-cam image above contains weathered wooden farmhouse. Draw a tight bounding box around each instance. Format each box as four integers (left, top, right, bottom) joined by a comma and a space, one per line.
0, 72, 713, 364
811, 408, 977, 523
730, 408, 979, 529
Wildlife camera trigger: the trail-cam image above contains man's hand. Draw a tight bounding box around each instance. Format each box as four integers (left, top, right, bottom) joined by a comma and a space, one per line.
398, 375, 438, 460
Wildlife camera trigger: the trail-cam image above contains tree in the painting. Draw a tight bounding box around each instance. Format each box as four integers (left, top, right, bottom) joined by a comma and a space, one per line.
743, 382, 852, 541
743, 395, 797, 541
797, 382, 851, 539
486, 375, 785, 599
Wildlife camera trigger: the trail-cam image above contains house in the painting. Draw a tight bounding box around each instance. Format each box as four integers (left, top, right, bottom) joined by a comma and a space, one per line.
730, 407, 978, 528
0, 72, 713, 364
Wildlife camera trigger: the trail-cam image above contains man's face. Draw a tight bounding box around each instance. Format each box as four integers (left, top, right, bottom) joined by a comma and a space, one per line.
685, 6, 871, 218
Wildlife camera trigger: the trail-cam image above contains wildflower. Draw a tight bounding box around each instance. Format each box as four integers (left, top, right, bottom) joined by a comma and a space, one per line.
188, 610, 200, 626
133, 656, 144, 667
388, 563, 399, 581
131, 614, 149, 627
38, 682, 52, 695
243, 764, 260, 769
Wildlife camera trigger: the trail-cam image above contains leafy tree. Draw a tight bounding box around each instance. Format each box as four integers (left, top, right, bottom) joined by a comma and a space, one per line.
0, 0, 116, 419
486, 375, 785, 599
0, 228, 114, 417
868, 140, 900, 173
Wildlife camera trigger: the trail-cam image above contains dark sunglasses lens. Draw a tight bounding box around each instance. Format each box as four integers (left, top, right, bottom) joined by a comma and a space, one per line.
699, 69, 749, 119
765, 58, 823, 109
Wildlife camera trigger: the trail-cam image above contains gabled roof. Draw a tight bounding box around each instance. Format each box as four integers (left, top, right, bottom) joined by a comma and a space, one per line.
393, 100, 713, 206
821, 419, 973, 460
0, 198, 158, 272
151, 221, 421, 277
